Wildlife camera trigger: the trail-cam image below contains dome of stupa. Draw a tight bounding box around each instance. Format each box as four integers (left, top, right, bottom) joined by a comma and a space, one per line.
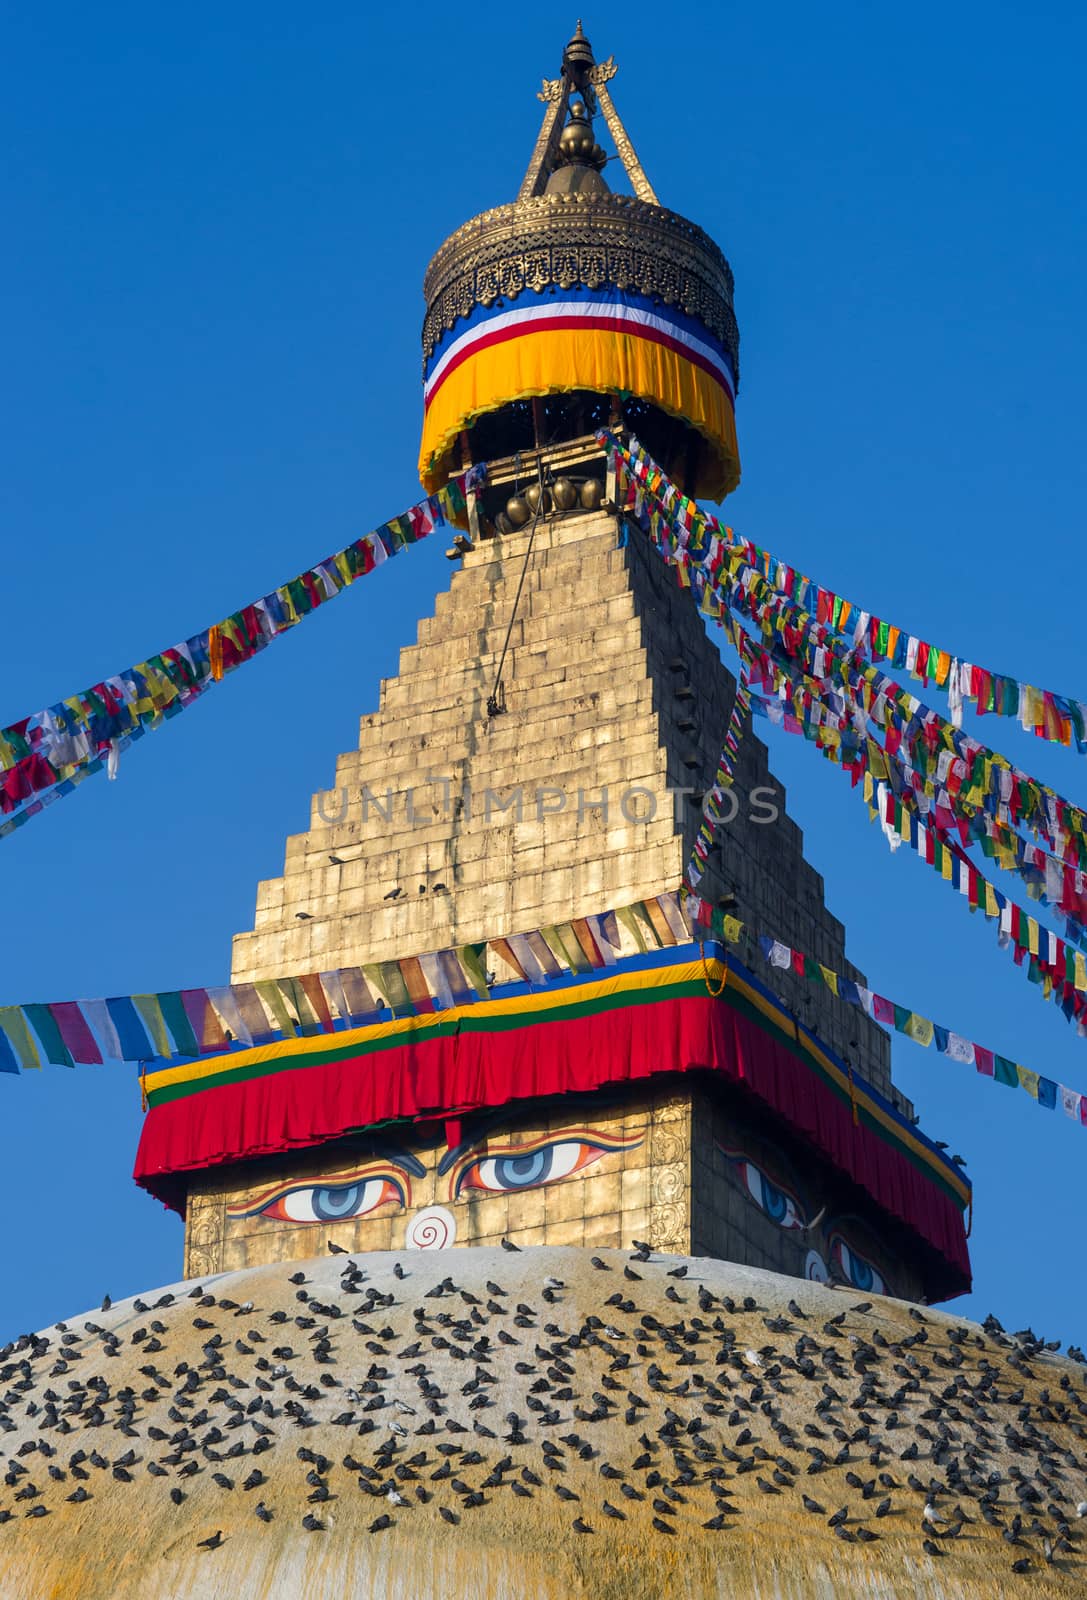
1, 1248, 1083, 1598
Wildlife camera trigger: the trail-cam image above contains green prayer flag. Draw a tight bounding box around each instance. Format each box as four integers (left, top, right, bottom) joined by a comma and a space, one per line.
615, 904, 647, 954
457, 943, 490, 1000
994, 1055, 1018, 1087
254, 981, 298, 1038
23, 1003, 74, 1067
157, 992, 200, 1057
363, 962, 412, 1017
277, 978, 321, 1036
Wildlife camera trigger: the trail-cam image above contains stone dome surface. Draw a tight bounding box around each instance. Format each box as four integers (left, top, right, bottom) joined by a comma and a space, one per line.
0, 1247, 1083, 1599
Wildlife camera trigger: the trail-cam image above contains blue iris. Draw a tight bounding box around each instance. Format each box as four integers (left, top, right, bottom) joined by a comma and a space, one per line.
846, 1251, 874, 1291
311, 1183, 367, 1220
759, 1175, 789, 1223
491, 1149, 553, 1189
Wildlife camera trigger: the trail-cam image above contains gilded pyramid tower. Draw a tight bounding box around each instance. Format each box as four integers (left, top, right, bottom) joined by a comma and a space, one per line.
134, 25, 969, 1311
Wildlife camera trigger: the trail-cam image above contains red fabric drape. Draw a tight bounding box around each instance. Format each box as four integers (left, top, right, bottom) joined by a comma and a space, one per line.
134, 990, 970, 1296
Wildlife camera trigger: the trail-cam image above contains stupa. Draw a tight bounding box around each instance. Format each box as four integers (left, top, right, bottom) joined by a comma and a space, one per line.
2, 25, 1082, 1600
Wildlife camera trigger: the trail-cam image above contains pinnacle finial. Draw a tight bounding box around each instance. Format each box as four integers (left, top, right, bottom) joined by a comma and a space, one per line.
564, 20, 595, 72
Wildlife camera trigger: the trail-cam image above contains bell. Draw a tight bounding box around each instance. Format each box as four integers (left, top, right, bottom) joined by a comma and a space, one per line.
580, 478, 605, 509
524, 483, 553, 515
505, 494, 531, 527
552, 477, 577, 511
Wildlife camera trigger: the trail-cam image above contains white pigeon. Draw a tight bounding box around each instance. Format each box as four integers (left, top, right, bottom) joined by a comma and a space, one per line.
743, 1349, 763, 1368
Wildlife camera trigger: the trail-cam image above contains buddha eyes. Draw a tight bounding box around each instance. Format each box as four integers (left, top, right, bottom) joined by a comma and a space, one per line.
229, 1128, 642, 1224
829, 1235, 888, 1295
729, 1154, 804, 1230
454, 1132, 636, 1197
231, 1171, 407, 1224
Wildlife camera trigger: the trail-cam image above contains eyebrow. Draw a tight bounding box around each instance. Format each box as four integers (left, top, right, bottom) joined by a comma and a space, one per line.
364, 1144, 427, 1178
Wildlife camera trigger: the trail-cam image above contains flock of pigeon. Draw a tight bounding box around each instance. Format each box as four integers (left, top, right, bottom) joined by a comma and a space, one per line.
0, 1242, 1084, 1592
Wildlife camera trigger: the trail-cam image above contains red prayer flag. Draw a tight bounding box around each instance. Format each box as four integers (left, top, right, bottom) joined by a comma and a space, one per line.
48, 1002, 102, 1065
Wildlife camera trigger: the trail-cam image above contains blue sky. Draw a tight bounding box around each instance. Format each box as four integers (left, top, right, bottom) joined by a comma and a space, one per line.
1, 3, 1084, 1345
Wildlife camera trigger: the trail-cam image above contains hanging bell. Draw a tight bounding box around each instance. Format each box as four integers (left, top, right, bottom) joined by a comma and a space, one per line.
552, 477, 577, 511
580, 478, 605, 509
505, 494, 531, 527
524, 483, 553, 516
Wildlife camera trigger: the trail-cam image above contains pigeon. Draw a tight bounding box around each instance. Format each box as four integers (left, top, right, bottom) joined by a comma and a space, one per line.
500, 1239, 521, 1253
303, 1514, 325, 1532
369, 1514, 392, 1533
328, 1242, 349, 1256
196, 1531, 223, 1550
439, 1506, 459, 1525
255, 1503, 273, 1523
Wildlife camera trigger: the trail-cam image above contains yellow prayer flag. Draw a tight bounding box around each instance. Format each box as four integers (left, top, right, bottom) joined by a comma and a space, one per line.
819, 965, 839, 996
934, 650, 951, 687
1075, 952, 1087, 992
254, 981, 298, 1037
1017, 1065, 1040, 1099
722, 915, 744, 945
0, 1008, 41, 1070
984, 881, 999, 918
133, 995, 173, 1060
904, 1013, 934, 1047
1027, 919, 1040, 958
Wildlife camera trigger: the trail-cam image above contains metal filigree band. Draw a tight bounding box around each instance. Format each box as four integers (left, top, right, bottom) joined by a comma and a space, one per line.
421, 194, 739, 382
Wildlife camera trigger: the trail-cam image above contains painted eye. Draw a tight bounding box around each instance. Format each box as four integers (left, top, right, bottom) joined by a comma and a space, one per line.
458, 1139, 609, 1196
829, 1236, 887, 1295
248, 1176, 404, 1224
737, 1160, 803, 1229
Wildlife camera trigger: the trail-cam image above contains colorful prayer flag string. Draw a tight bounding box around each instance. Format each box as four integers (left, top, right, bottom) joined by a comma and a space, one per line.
0, 888, 1081, 1138
600, 431, 1086, 754
0, 467, 486, 836
605, 432, 1087, 1030
681, 897, 1086, 1130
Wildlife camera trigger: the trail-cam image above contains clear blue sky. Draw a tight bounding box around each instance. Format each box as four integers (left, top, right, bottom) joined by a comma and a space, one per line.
2, 3, 1084, 1346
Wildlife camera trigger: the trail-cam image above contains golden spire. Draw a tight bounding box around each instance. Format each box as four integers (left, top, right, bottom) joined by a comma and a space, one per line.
517, 23, 659, 205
